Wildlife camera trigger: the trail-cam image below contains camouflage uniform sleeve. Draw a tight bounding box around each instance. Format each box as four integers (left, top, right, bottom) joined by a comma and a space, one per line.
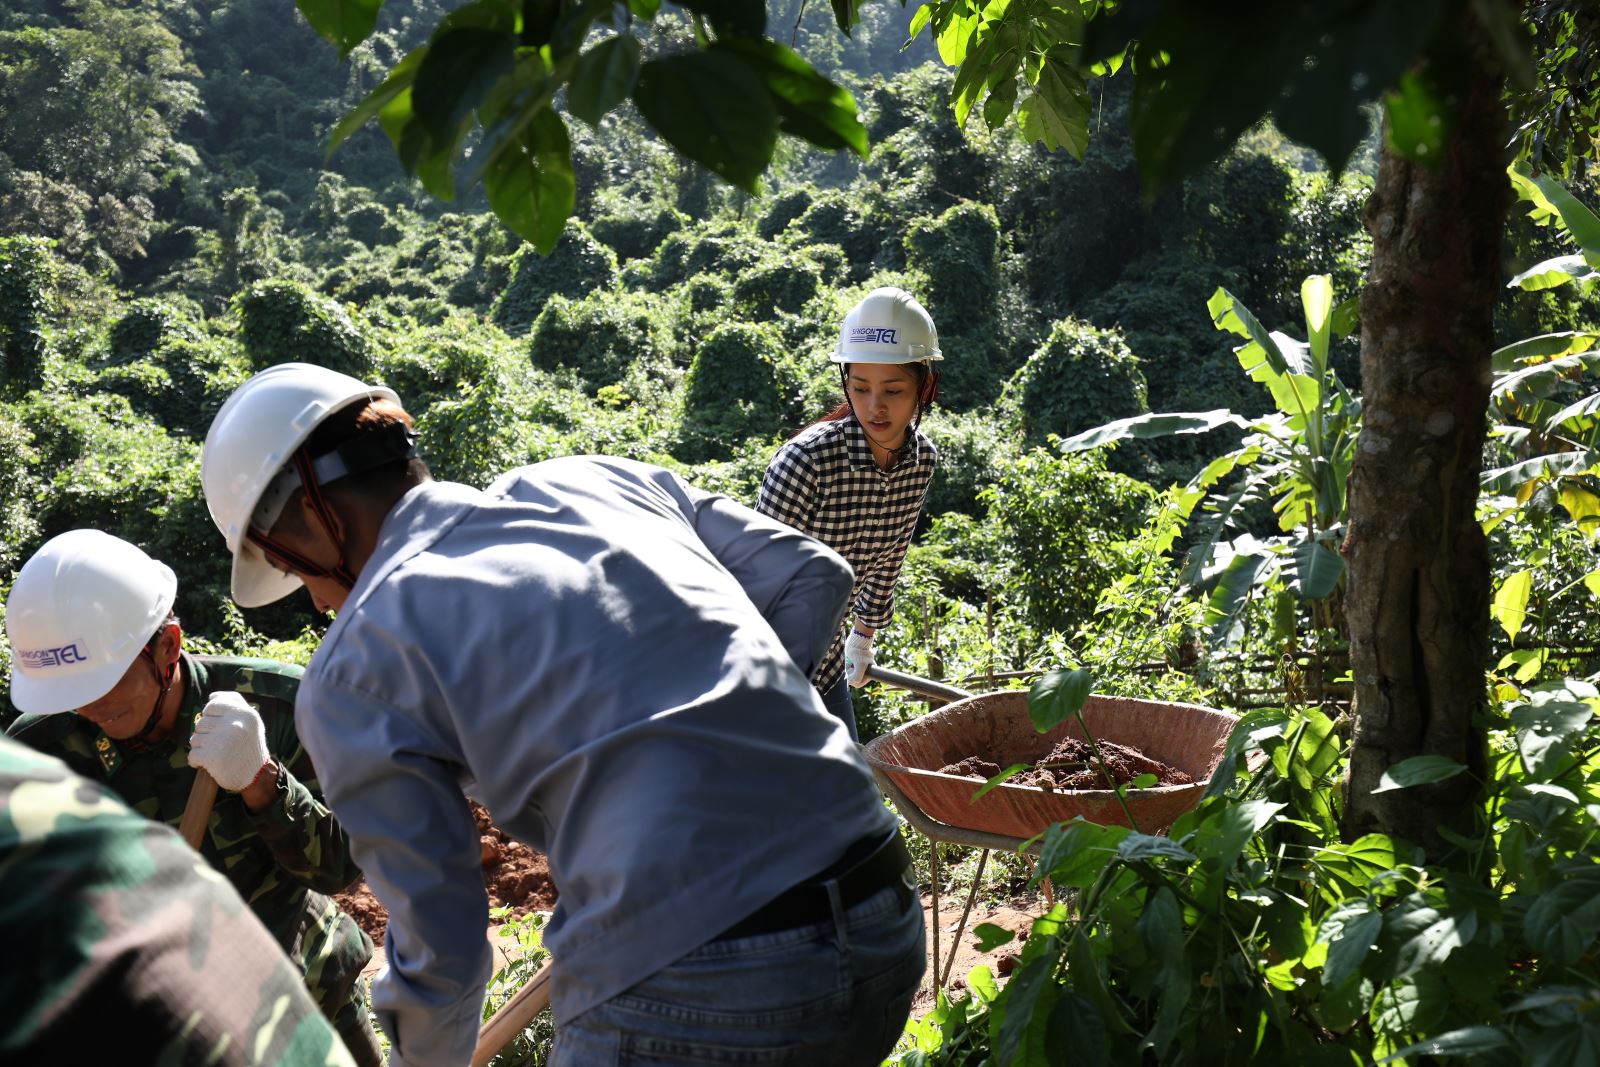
0, 735, 356, 1067
250, 702, 365, 896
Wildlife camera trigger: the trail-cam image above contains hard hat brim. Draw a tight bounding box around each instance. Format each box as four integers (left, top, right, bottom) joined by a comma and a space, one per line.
830, 350, 944, 364
231, 540, 307, 609
8, 655, 141, 715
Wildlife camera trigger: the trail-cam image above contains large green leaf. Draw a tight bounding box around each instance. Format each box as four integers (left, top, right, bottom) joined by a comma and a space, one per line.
633, 51, 778, 193
1526, 169, 1600, 266
1481, 451, 1600, 494
1509, 253, 1600, 292
411, 26, 516, 143
1312, 834, 1398, 902
1319, 903, 1382, 989
1036, 819, 1128, 888
1028, 668, 1091, 732
1511, 696, 1593, 779
1290, 541, 1344, 599
1203, 548, 1271, 647
1492, 331, 1600, 372
1492, 569, 1533, 641
716, 39, 867, 155
1371, 755, 1469, 794
294, 0, 384, 55
1115, 833, 1197, 864
1016, 55, 1088, 158
1059, 409, 1250, 452
1384, 67, 1454, 164
1378, 1027, 1512, 1064
1386, 905, 1475, 980
480, 107, 575, 252
1523, 866, 1600, 965
567, 35, 641, 128
1046, 993, 1106, 1067
1192, 797, 1284, 873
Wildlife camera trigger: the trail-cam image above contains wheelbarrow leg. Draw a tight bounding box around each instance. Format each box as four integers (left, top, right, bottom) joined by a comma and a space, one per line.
929, 840, 940, 993
940, 848, 988, 989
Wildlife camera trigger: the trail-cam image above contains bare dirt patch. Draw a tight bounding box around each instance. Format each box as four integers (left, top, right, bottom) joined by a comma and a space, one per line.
335, 802, 559, 946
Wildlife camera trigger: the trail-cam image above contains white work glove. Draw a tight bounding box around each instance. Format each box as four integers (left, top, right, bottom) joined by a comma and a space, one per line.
844, 630, 874, 688
188, 691, 272, 792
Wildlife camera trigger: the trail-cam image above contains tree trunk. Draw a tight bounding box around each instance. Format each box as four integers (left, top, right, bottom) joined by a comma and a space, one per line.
1342, 47, 1508, 860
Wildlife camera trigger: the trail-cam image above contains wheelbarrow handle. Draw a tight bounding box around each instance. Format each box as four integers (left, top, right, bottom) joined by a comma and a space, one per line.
865, 665, 973, 703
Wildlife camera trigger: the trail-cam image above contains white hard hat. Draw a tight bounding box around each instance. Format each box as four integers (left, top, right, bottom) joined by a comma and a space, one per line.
5, 530, 177, 715
201, 362, 398, 608
831, 287, 942, 365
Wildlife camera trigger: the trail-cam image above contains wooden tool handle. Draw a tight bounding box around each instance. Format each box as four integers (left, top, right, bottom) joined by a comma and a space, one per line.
471, 959, 555, 1067
178, 770, 219, 850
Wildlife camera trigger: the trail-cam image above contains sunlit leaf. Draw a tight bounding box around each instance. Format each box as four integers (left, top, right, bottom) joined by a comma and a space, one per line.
480, 107, 574, 251
1492, 569, 1532, 641
1372, 755, 1469, 794
1059, 409, 1250, 452
1029, 668, 1091, 732
1508, 253, 1600, 292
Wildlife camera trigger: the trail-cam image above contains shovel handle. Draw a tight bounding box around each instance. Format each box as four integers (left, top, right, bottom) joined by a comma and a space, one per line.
865, 665, 974, 704
472, 959, 555, 1067
178, 770, 219, 851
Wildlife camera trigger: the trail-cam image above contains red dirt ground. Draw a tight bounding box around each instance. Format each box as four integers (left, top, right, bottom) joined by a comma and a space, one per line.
334, 802, 559, 945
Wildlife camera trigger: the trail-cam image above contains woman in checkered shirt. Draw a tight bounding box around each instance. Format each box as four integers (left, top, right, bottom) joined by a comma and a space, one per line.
758, 287, 941, 740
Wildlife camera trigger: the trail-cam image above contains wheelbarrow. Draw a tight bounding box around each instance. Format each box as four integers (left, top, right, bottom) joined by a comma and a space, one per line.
860, 665, 1238, 989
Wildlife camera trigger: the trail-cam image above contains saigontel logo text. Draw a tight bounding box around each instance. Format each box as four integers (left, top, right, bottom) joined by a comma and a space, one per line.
849, 327, 898, 345
18, 642, 90, 669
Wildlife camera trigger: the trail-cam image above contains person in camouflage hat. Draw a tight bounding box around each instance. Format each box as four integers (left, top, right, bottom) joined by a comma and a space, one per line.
4, 530, 381, 1066
0, 732, 359, 1065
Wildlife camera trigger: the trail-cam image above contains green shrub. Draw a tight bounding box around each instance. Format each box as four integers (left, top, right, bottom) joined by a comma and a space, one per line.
732, 258, 823, 318
985, 447, 1157, 635
589, 206, 686, 262
786, 191, 881, 278
0, 236, 56, 397
491, 222, 618, 334
675, 321, 786, 462
758, 188, 813, 240
1009, 317, 1148, 448
527, 289, 671, 395
920, 408, 1017, 519
640, 224, 768, 292
235, 278, 374, 378
109, 299, 199, 364
0, 411, 40, 575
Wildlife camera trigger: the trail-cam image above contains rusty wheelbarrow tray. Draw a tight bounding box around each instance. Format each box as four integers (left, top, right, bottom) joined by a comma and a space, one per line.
861, 666, 1238, 989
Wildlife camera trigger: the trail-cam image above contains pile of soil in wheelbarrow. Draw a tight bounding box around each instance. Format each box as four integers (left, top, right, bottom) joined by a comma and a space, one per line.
333, 802, 559, 945
939, 736, 1193, 791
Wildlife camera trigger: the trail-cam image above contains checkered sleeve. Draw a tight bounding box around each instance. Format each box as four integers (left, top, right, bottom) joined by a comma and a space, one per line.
758, 441, 819, 533
852, 479, 930, 629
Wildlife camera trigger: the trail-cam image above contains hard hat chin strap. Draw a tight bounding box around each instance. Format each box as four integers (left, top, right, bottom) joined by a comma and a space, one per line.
247, 421, 420, 592
123, 641, 179, 750
247, 446, 359, 592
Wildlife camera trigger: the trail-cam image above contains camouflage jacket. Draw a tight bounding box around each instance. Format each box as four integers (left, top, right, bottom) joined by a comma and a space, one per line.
0, 734, 357, 1065
6, 654, 371, 1005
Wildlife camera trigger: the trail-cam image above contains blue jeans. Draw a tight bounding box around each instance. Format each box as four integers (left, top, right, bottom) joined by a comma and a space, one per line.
551, 879, 925, 1066
820, 676, 859, 742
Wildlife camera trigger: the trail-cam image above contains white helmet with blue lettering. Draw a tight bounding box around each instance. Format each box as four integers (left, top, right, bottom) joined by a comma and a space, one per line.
831, 287, 942, 365
5, 530, 177, 714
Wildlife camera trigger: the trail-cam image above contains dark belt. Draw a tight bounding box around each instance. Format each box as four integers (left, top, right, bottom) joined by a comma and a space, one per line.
714, 831, 914, 941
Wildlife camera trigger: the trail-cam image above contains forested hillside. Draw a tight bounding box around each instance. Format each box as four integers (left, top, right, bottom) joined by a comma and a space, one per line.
1, 0, 1597, 738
